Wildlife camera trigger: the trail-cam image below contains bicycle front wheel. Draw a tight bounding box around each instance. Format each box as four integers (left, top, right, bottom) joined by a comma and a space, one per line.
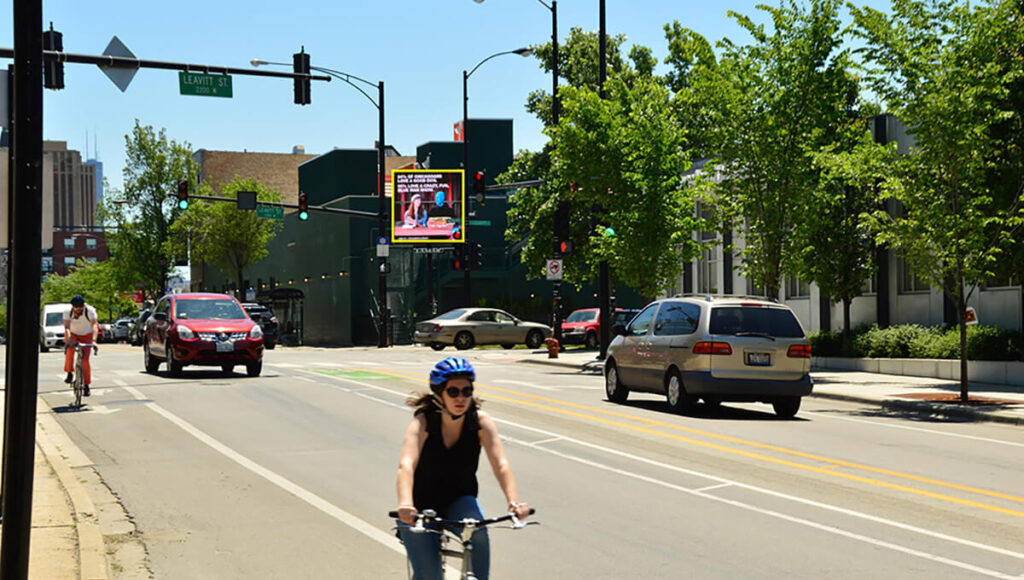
73, 360, 84, 409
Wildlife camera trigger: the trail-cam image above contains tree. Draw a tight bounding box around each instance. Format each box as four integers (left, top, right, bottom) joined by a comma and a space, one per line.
102, 121, 198, 302
677, 0, 862, 298
40, 259, 138, 321
852, 0, 1024, 401
168, 177, 283, 300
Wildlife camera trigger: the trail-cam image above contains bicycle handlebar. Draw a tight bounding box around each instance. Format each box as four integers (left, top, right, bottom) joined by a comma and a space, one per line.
388, 508, 536, 523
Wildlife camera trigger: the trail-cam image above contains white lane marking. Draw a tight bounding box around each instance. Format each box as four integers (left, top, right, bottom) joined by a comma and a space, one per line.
802, 410, 1024, 448
694, 483, 733, 493
493, 380, 556, 391
117, 381, 403, 555
312, 362, 346, 367
265, 363, 302, 368
115, 369, 142, 377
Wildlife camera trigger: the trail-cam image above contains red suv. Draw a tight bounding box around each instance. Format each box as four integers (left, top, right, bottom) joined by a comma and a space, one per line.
562, 308, 639, 349
144, 293, 264, 377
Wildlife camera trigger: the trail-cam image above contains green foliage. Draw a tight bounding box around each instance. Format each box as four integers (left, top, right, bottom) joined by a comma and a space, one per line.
811, 324, 1024, 361
101, 120, 198, 302
167, 177, 283, 298
39, 259, 139, 321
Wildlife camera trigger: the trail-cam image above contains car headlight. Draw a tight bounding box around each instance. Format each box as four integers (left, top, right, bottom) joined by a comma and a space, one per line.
177, 325, 195, 340
249, 325, 263, 339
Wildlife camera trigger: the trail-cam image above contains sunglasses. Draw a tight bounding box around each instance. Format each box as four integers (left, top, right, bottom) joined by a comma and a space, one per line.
445, 386, 474, 399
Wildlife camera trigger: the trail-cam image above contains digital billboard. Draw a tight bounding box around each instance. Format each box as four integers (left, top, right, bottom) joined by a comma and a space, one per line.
391, 169, 465, 244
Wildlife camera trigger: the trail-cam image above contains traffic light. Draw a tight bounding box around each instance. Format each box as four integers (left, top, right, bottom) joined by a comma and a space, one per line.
298, 193, 309, 221
559, 240, 574, 255
43, 24, 64, 90
452, 244, 466, 271
469, 242, 483, 270
176, 180, 189, 210
473, 171, 486, 204
293, 48, 311, 105
554, 201, 571, 254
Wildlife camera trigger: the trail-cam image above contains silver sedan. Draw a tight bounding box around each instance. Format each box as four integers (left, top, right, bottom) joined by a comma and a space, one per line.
414, 308, 552, 351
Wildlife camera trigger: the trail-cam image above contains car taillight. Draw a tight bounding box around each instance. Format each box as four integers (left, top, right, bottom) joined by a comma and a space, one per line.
787, 344, 812, 358
177, 325, 195, 340
693, 341, 732, 355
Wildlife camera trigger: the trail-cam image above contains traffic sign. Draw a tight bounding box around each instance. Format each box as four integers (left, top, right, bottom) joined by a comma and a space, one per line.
546, 259, 563, 280
179, 71, 233, 97
413, 247, 448, 254
257, 205, 284, 220
377, 237, 390, 258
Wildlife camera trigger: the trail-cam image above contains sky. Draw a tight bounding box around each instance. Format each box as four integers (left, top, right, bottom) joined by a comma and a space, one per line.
4, 0, 890, 192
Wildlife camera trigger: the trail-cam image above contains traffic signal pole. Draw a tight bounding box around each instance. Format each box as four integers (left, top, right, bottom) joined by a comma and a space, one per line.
377, 81, 389, 347
597, 0, 611, 360
3, 0, 44, 575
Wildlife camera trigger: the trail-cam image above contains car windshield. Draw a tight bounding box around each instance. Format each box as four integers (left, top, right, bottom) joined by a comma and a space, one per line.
175, 299, 246, 320
436, 309, 467, 320
45, 312, 63, 326
566, 310, 598, 323
709, 307, 804, 338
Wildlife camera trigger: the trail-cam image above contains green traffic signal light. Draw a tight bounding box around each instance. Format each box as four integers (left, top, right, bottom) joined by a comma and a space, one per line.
298, 210, 309, 221
178, 199, 189, 210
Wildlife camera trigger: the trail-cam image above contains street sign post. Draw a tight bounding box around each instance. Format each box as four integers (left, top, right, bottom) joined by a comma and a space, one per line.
256, 205, 284, 220
179, 71, 233, 97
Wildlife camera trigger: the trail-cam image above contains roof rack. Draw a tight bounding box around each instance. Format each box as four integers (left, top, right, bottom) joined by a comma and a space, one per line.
671, 293, 779, 303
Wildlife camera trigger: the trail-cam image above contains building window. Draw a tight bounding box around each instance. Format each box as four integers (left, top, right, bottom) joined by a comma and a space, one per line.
697, 247, 719, 294
63, 237, 75, 249
64, 257, 76, 268
85, 238, 97, 249
785, 274, 810, 299
746, 278, 766, 297
41, 256, 54, 274
85, 257, 97, 263
897, 257, 930, 294
860, 274, 877, 296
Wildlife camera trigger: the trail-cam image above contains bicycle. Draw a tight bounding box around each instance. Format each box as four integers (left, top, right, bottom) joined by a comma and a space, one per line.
389, 508, 538, 580
65, 342, 96, 410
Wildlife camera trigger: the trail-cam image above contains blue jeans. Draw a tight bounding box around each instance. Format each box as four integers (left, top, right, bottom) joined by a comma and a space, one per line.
398, 495, 490, 580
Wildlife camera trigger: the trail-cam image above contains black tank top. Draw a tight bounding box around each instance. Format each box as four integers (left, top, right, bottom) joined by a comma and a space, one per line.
412, 408, 481, 511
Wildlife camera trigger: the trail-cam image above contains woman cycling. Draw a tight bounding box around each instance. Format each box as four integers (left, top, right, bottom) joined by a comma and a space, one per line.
396, 357, 530, 580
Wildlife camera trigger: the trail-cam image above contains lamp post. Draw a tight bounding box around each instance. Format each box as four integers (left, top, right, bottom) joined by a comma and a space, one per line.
462, 47, 532, 306
252, 58, 390, 348
597, 0, 611, 360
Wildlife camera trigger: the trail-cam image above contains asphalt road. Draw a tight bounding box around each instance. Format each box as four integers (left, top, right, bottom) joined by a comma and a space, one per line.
35, 344, 1024, 579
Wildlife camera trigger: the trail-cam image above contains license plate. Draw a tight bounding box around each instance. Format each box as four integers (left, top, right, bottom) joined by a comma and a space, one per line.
216, 341, 234, 352
746, 352, 770, 366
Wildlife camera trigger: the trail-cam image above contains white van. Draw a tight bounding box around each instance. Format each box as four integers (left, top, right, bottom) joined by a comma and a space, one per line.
39, 303, 69, 352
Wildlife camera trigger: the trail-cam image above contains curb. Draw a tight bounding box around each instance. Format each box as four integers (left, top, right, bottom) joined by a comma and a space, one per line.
35, 402, 109, 580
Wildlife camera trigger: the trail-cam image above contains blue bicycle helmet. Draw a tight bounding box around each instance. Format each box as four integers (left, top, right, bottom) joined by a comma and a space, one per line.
429, 357, 476, 394
70, 295, 85, 307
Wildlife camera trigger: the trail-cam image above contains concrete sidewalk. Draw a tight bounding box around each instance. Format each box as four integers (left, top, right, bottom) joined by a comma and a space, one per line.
511, 349, 1024, 425
0, 397, 109, 580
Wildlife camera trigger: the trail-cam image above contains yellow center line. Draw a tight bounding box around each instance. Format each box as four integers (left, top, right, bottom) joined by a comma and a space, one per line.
359, 366, 1024, 518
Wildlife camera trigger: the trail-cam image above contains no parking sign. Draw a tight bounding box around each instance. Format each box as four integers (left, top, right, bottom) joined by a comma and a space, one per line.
546, 259, 563, 280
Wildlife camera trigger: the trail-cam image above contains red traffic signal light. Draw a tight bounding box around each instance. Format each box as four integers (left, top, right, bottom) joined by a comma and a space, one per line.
559, 240, 573, 255
473, 171, 486, 203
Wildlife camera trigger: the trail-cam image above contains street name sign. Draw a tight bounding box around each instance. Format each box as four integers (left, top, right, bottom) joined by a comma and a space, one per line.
179, 72, 233, 97
257, 206, 284, 220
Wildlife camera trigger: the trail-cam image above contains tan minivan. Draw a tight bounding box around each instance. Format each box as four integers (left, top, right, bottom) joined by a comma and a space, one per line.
604, 296, 813, 417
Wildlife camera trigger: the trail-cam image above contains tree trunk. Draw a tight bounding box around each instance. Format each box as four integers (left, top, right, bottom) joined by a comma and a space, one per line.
956, 274, 969, 404
842, 297, 852, 352
236, 269, 245, 302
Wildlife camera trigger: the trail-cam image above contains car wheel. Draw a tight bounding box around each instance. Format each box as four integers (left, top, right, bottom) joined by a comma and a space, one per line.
584, 332, 599, 349
429, 342, 446, 351
454, 331, 475, 350
246, 360, 263, 377
144, 343, 160, 374
167, 347, 183, 377
221, 364, 235, 375
773, 396, 801, 418
265, 340, 276, 350
605, 362, 629, 404
40, 342, 49, 353
525, 330, 544, 350
666, 370, 694, 413
501, 344, 515, 350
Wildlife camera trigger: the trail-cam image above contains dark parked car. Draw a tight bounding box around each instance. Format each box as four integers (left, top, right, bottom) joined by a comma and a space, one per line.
129, 309, 151, 346
241, 303, 279, 349
144, 293, 264, 377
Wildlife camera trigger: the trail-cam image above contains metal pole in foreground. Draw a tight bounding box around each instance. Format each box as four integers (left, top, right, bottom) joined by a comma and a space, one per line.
2, 0, 45, 576
377, 81, 389, 347
462, 70, 471, 307
597, 0, 611, 360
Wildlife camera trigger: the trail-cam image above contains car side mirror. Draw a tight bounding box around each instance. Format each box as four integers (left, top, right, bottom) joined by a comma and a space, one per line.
612, 324, 627, 336
153, 312, 167, 321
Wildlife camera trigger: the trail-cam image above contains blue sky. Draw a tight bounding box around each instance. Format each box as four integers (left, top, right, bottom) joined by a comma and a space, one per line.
5, 0, 888, 192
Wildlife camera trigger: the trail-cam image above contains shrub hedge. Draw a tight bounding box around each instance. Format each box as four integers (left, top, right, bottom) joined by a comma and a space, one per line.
808, 324, 1024, 361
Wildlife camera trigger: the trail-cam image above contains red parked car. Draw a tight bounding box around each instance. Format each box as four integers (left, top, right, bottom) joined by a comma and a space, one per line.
561, 307, 640, 349
143, 293, 264, 377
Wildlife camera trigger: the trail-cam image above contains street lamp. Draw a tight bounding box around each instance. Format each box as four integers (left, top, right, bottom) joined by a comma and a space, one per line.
461, 47, 532, 306
252, 57, 390, 348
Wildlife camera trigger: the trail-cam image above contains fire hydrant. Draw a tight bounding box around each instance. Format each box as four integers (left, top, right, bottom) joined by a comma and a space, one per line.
544, 337, 560, 358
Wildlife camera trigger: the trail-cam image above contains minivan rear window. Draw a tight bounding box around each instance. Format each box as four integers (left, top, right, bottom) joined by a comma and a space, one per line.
709, 307, 804, 338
